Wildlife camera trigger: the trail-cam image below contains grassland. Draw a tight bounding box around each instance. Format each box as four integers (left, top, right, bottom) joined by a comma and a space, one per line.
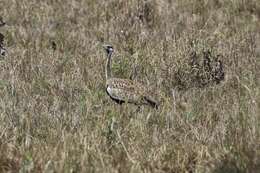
0, 0, 259, 172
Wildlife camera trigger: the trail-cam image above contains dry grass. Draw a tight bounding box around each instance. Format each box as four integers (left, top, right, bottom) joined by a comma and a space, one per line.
0, 0, 259, 172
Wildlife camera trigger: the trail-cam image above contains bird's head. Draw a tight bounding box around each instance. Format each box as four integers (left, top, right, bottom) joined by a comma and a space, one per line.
103, 44, 114, 55
0, 46, 6, 57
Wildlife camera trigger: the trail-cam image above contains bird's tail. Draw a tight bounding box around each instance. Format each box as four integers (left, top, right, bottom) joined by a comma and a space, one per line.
144, 96, 159, 109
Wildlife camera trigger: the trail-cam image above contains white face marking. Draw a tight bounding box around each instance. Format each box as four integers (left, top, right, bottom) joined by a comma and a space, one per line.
108, 47, 113, 52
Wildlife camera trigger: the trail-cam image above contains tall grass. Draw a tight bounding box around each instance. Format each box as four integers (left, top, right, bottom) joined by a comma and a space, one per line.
0, 0, 259, 172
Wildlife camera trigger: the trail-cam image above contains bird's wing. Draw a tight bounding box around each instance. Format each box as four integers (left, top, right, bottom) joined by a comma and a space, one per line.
106, 78, 146, 103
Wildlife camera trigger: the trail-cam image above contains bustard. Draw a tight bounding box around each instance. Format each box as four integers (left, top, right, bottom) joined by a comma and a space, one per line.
0, 33, 6, 57
103, 44, 158, 109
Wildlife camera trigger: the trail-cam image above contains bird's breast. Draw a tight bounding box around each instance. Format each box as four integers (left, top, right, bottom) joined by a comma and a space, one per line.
106, 86, 112, 95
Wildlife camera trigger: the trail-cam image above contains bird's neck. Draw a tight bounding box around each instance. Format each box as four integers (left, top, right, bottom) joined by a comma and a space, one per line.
106, 52, 112, 80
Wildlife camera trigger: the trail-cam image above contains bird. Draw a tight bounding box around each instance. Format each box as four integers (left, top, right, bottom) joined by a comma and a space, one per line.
103, 44, 158, 109
0, 33, 6, 57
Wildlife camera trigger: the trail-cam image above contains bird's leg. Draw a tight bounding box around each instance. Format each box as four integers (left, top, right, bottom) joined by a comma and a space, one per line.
129, 105, 141, 119
119, 105, 123, 115
135, 105, 141, 114
146, 112, 152, 123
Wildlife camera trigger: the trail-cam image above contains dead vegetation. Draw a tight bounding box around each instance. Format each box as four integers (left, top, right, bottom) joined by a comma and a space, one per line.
0, 0, 259, 172
172, 48, 225, 90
